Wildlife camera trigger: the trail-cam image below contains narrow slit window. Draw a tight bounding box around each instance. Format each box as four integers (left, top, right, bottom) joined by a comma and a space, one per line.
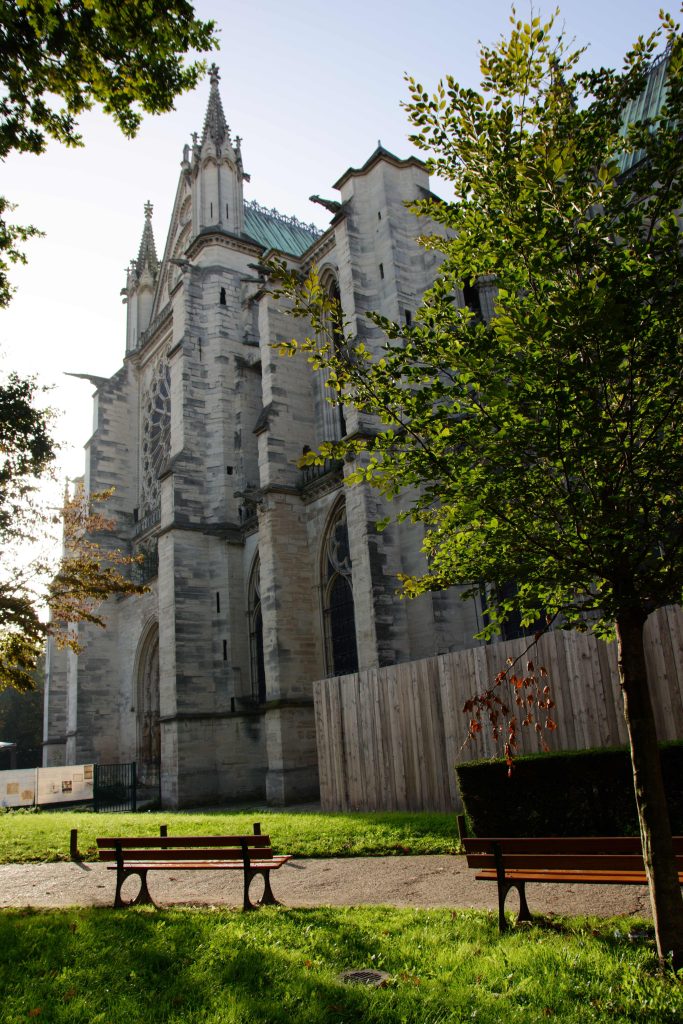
379, 263, 384, 279
220, 287, 226, 305
223, 639, 228, 661
216, 592, 221, 613
405, 309, 412, 327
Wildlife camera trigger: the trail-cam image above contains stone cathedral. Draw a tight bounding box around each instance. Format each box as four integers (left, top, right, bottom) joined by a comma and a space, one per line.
43, 69, 488, 807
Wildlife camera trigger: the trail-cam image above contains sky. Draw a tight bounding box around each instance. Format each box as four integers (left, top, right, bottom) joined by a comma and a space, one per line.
0, 0, 671, 492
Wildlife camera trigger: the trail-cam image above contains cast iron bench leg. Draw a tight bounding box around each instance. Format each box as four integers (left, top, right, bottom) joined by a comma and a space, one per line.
497, 879, 510, 932
495, 878, 532, 932
515, 881, 532, 923
243, 868, 256, 911
259, 869, 280, 907
242, 868, 280, 910
493, 842, 509, 932
492, 842, 532, 931
115, 868, 154, 908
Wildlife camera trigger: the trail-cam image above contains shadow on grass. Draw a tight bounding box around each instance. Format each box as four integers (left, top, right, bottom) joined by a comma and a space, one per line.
0, 907, 447, 1024
0, 905, 674, 1024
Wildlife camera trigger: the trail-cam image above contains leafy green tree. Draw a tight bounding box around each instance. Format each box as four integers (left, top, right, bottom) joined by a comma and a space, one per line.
0, 0, 218, 303
0, 373, 55, 689
0, 374, 143, 692
273, 10, 683, 969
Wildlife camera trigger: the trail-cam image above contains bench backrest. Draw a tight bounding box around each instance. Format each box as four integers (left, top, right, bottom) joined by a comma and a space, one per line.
97, 835, 275, 863
463, 836, 683, 872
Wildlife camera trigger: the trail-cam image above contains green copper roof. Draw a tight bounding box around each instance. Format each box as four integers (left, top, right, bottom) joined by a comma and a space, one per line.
243, 199, 322, 256
618, 50, 669, 173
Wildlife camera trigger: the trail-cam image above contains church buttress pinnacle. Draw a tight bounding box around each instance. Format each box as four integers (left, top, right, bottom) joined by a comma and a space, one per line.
136, 201, 159, 279
201, 63, 230, 148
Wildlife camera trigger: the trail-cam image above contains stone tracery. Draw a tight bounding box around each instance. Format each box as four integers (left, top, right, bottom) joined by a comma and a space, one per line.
141, 359, 171, 515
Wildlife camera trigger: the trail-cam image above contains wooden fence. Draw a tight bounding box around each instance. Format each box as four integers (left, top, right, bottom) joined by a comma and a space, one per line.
313, 606, 683, 812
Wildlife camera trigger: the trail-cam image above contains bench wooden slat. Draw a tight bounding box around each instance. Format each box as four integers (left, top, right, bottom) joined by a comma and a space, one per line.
96, 835, 272, 849
463, 836, 683, 855
98, 847, 276, 862
474, 868, 683, 885
105, 857, 291, 871
464, 852, 663, 872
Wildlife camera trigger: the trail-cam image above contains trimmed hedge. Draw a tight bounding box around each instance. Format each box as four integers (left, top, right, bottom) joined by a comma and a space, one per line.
455, 742, 683, 837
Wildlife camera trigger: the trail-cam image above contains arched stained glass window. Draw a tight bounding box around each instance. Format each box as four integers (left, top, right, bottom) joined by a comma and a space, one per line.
317, 270, 346, 442
322, 505, 358, 676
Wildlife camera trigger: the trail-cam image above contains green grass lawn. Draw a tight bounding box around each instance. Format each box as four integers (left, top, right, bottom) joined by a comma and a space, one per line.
0, 809, 458, 863
0, 906, 680, 1024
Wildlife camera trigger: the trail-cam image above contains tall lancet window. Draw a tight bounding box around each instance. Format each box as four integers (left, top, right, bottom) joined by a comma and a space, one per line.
316, 270, 346, 443
248, 555, 266, 704
140, 359, 171, 516
322, 504, 358, 676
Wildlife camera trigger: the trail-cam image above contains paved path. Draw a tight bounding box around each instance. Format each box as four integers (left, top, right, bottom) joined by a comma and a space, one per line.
0, 856, 653, 919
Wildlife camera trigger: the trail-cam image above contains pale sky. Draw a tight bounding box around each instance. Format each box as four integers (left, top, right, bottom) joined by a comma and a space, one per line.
0, 0, 670, 491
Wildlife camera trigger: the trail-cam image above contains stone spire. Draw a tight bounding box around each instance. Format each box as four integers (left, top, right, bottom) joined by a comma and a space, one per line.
190, 68, 247, 235
201, 64, 230, 148
122, 202, 158, 352
136, 201, 159, 277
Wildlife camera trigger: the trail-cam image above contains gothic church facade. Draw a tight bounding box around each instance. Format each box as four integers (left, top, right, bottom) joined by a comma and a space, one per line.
43, 70, 487, 807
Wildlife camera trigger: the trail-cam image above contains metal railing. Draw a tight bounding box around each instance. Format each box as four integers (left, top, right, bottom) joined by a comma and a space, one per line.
300, 458, 344, 488
133, 507, 160, 538
93, 762, 137, 812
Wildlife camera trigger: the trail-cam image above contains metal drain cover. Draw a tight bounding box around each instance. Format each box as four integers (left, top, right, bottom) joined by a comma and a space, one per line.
339, 969, 390, 987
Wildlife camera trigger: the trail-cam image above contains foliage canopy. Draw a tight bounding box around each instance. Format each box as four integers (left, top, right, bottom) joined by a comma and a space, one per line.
0, 0, 217, 159
275, 11, 683, 643
0, 0, 218, 304
0, 373, 144, 692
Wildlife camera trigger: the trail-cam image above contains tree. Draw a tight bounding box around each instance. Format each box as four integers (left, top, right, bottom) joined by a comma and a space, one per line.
0, 372, 55, 690
0, 0, 218, 303
272, 10, 683, 969
0, 372, 144, 692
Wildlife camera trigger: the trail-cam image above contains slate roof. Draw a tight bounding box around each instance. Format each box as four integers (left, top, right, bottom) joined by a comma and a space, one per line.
243, 199, 322, 257
618, 49, 670, 173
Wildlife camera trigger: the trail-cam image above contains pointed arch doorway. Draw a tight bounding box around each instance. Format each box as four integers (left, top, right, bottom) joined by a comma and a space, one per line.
136, 622, 160, 799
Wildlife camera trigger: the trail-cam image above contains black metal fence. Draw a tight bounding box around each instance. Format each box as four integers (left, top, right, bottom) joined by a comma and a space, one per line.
93, 762, 137, 812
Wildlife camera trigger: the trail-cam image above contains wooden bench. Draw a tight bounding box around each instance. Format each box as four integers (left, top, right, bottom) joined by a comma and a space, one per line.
462, 834, 683, 932
97, 824, 292, 910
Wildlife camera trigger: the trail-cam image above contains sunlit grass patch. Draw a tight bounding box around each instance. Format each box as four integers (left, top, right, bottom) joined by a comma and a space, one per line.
0, 809, 458, 863
0, 906, 680, 1024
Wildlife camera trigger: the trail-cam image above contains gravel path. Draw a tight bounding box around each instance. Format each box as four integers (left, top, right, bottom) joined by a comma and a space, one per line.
0, 856, 653, 919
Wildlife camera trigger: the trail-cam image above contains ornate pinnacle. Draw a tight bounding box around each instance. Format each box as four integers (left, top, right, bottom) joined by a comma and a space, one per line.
201, 66, 228, 147
209, 62, 220, 84
136, 203, 159, 278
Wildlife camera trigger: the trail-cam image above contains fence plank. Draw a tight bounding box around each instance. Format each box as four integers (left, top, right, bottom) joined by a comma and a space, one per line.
665, 606, 683, 730
327, 676, 347, 810
646, 608, 683, 741
387, 667, 408, 810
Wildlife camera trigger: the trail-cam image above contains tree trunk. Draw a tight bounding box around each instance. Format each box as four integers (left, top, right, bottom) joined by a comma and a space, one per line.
616, 607, 683, 971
